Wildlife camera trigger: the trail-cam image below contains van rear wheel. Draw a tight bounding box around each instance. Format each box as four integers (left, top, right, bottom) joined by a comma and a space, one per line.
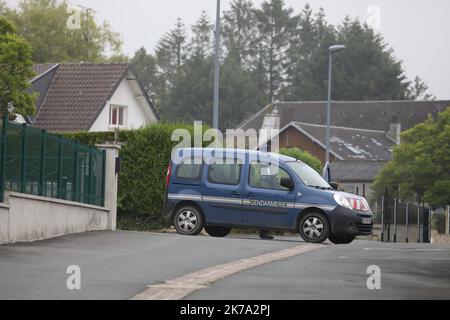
298, 212, 330, 243
174, 206, 204, 236
329, 234, 355, 244
205, 226, 232, 238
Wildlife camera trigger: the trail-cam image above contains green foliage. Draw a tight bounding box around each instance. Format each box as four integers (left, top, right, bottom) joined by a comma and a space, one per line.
279, 147, 322, 173
64, 123, 209, 231
131, 1, 432, 130
3, 0, 123, 63
0, 16, 36, 117
373, 107, 450, 206
254, 0, 296, 99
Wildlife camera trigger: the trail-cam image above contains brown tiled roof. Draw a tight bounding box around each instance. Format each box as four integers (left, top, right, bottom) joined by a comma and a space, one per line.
291, 122, 395, 161
238, 100, 450, 132
32, 63, 130, 132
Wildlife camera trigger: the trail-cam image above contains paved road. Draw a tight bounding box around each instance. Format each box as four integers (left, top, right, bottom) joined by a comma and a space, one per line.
0, 231, 304, 300
188, 240, 450, 300
1, 231, 449, 300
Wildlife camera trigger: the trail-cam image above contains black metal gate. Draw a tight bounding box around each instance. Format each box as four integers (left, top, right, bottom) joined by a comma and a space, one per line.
380, 196, 431, 243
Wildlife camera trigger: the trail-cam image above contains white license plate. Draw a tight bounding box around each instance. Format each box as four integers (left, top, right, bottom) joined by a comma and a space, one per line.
362, 218, 372, 225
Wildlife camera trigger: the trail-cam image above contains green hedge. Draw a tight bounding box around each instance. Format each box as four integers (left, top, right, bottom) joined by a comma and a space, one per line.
279, 147, 323, 173
64, 123, 205, 231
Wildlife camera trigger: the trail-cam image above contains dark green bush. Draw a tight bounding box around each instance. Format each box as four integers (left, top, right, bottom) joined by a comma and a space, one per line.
279, 147, 323, 173
64, 123, 206, 231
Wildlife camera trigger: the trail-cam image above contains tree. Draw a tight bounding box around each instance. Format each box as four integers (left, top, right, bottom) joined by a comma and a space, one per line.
222, 0, 258, 68
0, 17, 36, 118
4, 0, 123, 63
280, 147, 322, 173
333, 18, 411, 100
188, 11, 214, 57
164, 54, 214, 124
254, 0, 296, 100
131, 47, 158, 98
284, 7, 434, 102
0, 0, 7, 14
219, 53, 266, 129
153, 18, 188, 117
155, 18, 187, 81
406, 76, 435, 101
283, 5, 336, 100
373, 108, 450, 206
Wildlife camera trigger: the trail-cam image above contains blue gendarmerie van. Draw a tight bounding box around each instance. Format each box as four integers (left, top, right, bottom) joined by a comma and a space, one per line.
162, 148, 373, 244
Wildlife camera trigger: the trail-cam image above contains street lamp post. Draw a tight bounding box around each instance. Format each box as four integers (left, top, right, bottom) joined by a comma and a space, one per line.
325, 45, 346, 167
213, 0, 221, 130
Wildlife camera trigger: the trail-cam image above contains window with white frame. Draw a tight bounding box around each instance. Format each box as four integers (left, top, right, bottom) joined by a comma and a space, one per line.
110, 105, 126, 127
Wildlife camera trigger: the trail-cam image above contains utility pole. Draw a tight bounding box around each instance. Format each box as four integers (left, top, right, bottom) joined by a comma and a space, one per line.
213, 0, 221, 129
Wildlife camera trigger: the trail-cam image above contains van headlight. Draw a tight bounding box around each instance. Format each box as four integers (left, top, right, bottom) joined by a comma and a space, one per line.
334, 194, 353, 210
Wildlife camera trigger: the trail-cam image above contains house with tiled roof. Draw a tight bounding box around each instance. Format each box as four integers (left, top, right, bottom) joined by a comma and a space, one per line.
237, 100, 450, 199
24, 63, 159, 132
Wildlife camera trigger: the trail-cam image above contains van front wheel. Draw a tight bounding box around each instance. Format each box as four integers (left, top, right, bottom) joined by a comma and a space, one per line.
174, 206, 204, 236
298, 212, 330, 243
205, 226, 232, 238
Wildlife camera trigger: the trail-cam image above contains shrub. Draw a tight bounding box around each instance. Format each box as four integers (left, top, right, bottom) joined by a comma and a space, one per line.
279, 147, 322, 173
64, 123, 207, 231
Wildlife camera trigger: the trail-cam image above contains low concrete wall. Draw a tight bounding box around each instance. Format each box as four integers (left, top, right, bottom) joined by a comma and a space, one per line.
0, 144, 119, 245
0, 203, 9, 244
0, 192, 109, 245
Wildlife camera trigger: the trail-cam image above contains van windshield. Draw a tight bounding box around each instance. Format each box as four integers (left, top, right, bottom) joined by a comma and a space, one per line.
286, 161, 332, 190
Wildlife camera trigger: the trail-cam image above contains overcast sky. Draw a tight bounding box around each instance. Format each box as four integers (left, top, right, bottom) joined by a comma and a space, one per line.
5, 0, 450, 99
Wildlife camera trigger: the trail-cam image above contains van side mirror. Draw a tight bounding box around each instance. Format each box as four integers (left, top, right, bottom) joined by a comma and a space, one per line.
280, 177, 295, 191
330, 182, 339, 190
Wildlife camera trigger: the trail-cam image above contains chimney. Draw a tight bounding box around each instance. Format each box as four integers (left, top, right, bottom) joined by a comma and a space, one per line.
260, 105, 281, 152
261, 106, 280, 131
387, 116, 401, 145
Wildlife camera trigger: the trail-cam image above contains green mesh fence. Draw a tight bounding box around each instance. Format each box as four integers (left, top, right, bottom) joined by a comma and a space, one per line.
0, 117, 105, 206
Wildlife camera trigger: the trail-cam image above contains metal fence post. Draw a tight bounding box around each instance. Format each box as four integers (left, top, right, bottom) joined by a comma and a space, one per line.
446, 205, 450, 235
405, 203, 409, 243
39, 130, 46, 196
0, 116, 7, 203
72, 142, 78, 202
428, 205, 432, 243
20, 124, 27, 193
57, 135, 63, 199
393, 198, 397, 243
88, 148, 93, 205
380, 195, 385, 242
417, 204, 421, 243
101, 149, 106, 207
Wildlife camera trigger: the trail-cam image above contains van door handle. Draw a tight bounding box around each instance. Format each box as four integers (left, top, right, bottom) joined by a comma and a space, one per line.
231, 191, 241, 196
245, 193, 255, 198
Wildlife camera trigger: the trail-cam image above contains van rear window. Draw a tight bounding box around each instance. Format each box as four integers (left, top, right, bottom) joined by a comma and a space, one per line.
176, 160, 202, 180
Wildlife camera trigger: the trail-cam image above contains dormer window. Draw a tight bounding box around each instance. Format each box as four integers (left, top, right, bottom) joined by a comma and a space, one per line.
110, 105, 126, 128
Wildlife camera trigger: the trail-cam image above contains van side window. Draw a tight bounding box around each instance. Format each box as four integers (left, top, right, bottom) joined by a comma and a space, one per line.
249, 162, 291, 191
208, 162, 242, 185
176, 159, 202, 180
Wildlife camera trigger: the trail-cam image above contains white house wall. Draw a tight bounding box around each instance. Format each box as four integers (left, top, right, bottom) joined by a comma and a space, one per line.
89, 77, 156, 132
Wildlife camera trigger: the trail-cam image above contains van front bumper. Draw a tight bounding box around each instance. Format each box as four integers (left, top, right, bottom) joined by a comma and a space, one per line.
328, 206, 374, 236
